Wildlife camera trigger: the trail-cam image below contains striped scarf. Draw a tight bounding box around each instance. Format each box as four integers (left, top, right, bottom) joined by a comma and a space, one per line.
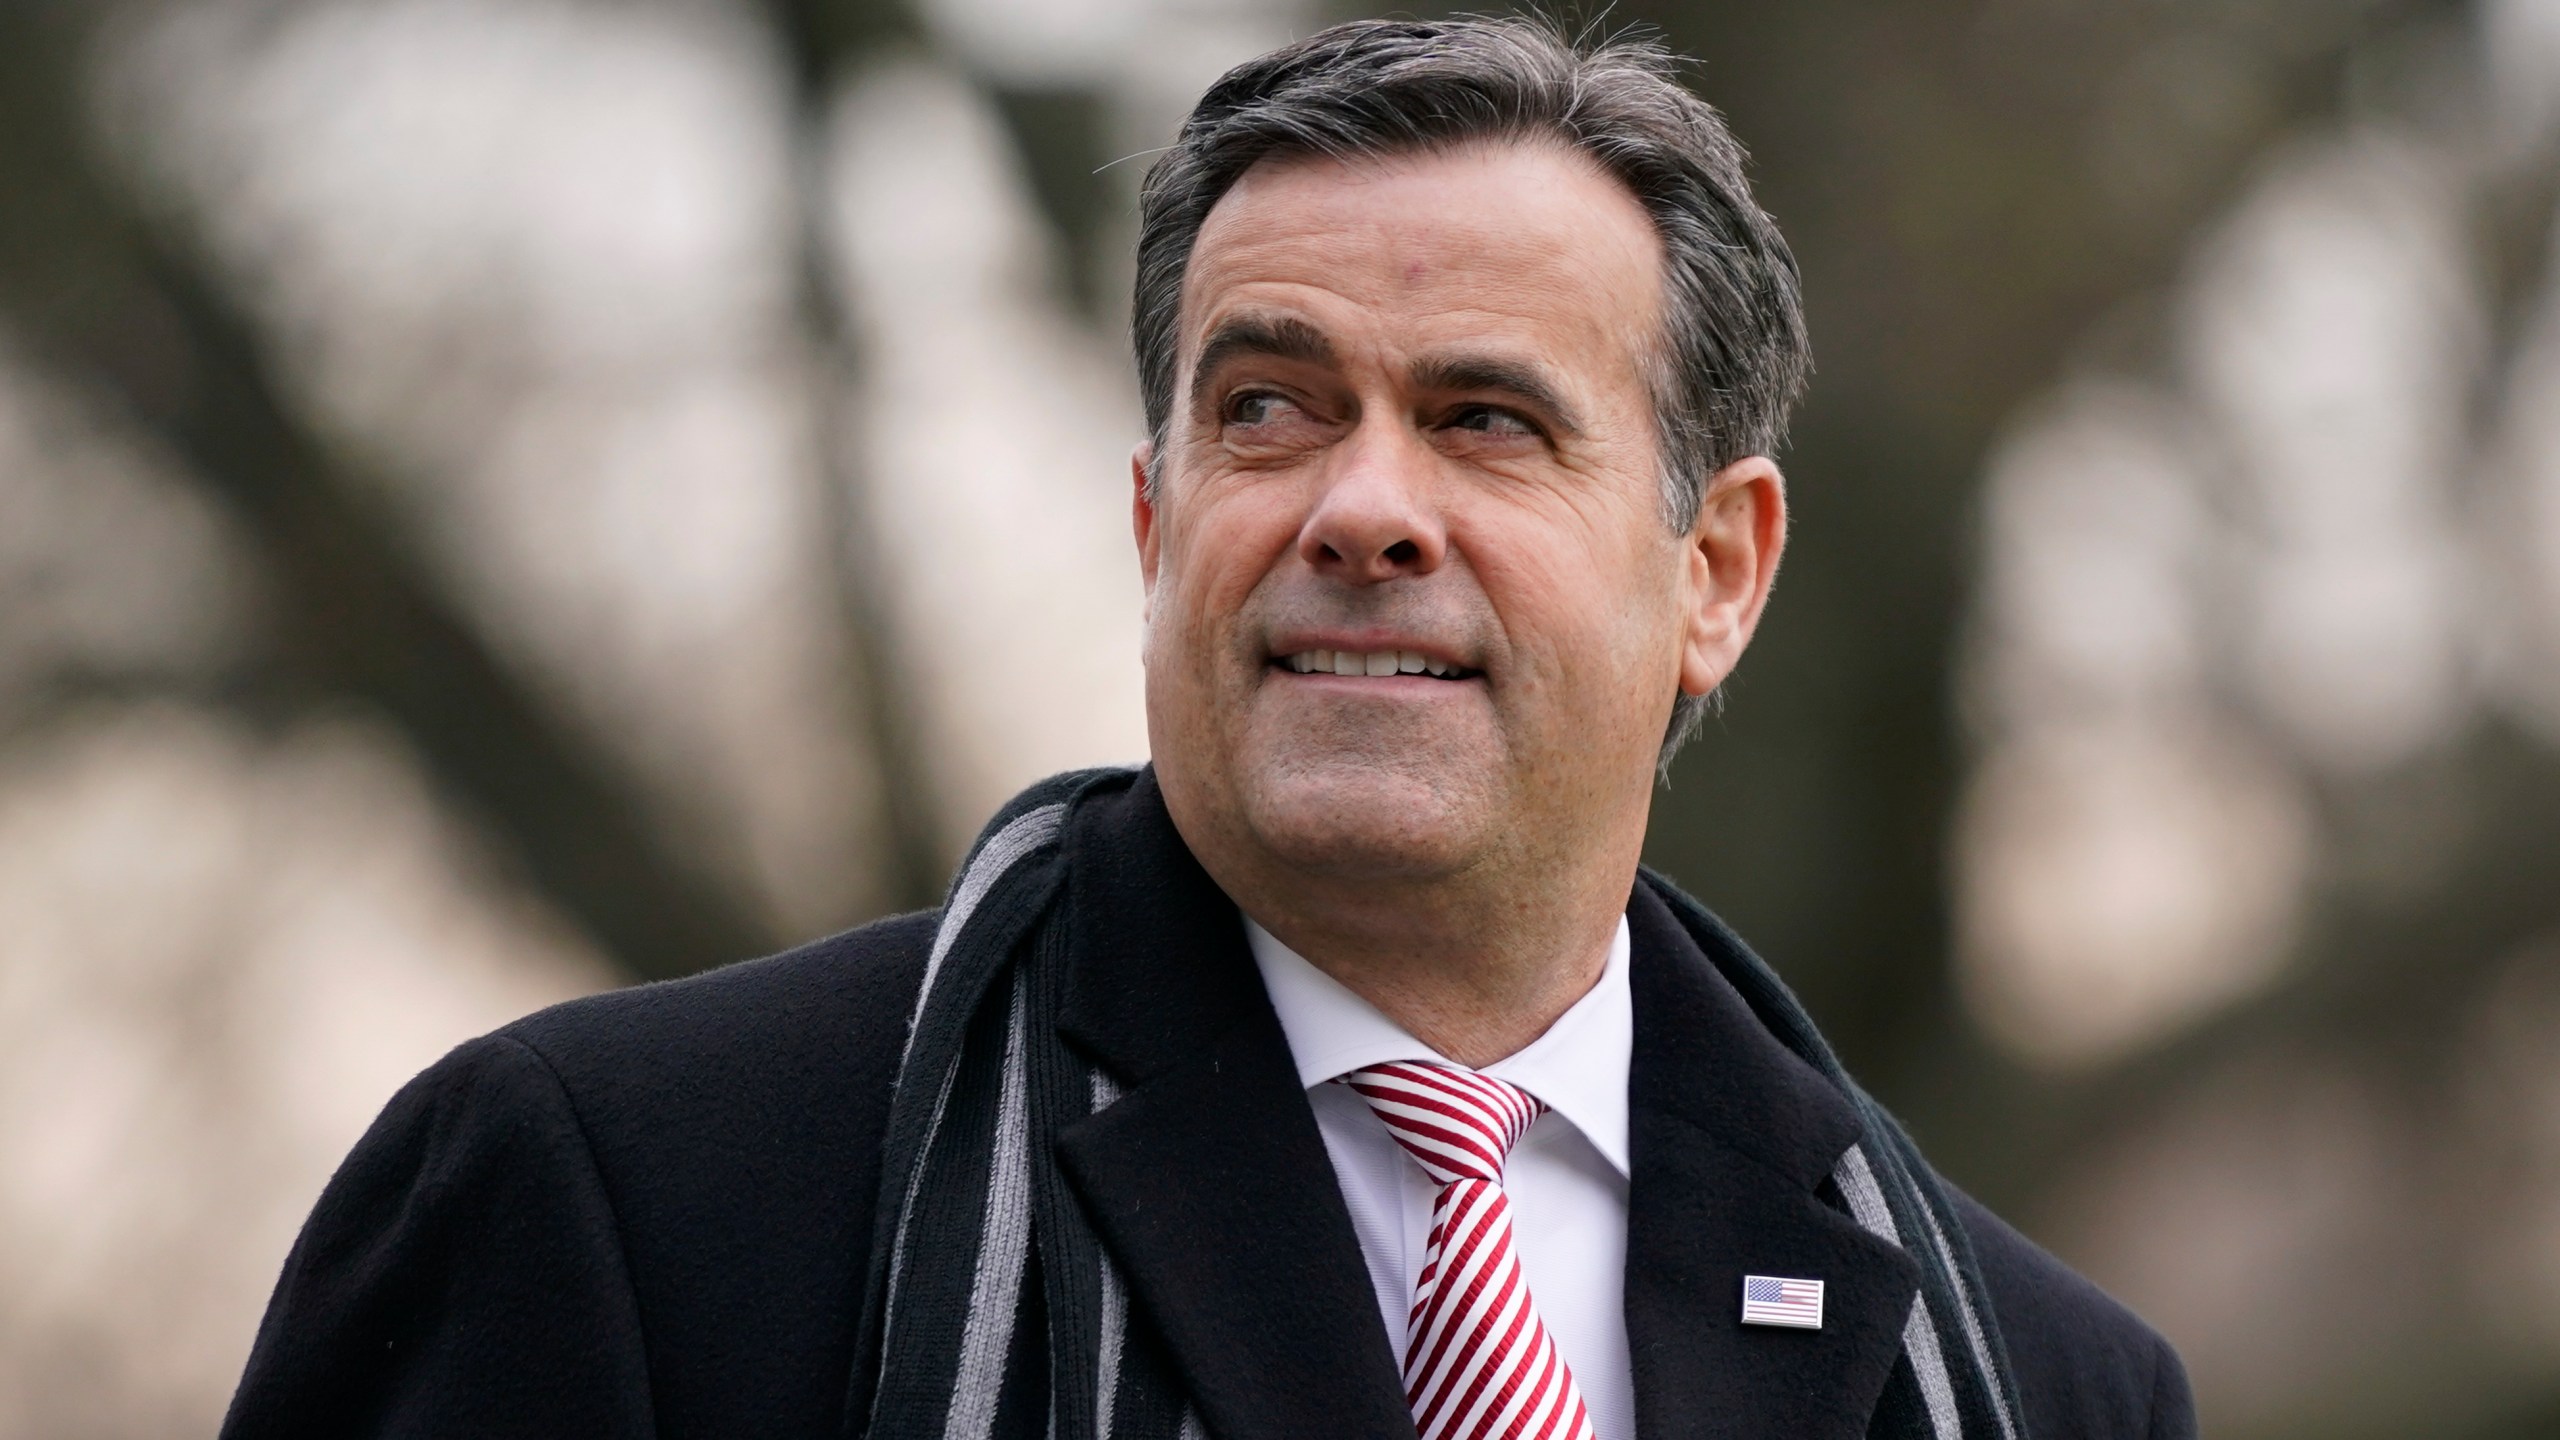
845, 768, 2026, 1440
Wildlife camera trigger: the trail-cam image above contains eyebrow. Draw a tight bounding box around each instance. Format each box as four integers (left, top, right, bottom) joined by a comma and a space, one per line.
1187, 314, 1339, 414
1411, 352, 1585, 437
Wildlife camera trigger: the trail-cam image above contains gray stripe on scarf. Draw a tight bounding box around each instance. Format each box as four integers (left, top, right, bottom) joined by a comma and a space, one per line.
946, 970, 1036, 1440
1911, 1185, 2020, 1440
907, 803, 1070, 1061
1837, 1145, 1962, 1440
1091, 1070, 1128, 1440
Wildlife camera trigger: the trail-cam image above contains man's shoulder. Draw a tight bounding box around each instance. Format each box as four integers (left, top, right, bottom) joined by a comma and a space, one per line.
226, 913, 946, 1435
486, 907, 942, 1151
1948, 1185, 2196, 1440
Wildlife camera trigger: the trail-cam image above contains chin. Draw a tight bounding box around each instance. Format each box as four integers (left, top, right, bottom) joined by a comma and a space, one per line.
1237, 750, 1495, 880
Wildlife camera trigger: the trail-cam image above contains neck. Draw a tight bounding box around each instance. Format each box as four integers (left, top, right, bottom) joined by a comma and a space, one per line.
1219, 841, 1636, 1069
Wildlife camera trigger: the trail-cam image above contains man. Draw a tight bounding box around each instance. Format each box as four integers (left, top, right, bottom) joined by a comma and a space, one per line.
225, 16, 2193, 1440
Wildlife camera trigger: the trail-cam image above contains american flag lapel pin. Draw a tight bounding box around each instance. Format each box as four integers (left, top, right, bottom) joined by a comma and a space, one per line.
1740, 1274, 1824, 1330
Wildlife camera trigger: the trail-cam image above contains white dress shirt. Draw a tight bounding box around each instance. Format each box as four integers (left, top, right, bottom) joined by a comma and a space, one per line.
1246, 916, 1634, 1440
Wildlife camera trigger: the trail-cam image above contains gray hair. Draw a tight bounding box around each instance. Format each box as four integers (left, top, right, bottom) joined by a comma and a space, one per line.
1131, 14, 1810, 771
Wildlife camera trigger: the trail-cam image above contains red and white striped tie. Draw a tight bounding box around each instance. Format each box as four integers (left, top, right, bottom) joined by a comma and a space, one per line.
1339, 1061, 1601, 1440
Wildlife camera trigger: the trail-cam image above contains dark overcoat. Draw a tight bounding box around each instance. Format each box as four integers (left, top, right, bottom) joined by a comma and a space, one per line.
222, 771, 2195, 1439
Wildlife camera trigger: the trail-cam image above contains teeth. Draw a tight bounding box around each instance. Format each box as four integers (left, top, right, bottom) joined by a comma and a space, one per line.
1282, 649, 1464, 677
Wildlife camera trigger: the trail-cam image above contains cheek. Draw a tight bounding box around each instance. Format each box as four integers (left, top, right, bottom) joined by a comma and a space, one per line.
1155, 479, 1302, 652
1466, 501, 1682, 681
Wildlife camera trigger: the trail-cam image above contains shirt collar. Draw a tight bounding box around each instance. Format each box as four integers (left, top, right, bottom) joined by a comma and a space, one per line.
1245, 914, 1633, 1179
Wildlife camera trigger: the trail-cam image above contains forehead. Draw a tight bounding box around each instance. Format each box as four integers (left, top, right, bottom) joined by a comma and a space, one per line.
1180, 139, 1666, 379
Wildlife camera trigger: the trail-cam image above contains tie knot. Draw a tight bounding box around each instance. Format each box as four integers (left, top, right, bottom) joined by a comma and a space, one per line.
1338, 1061, 1545, 1186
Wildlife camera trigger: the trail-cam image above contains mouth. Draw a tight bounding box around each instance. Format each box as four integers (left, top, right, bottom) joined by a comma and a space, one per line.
1270, 648, 1481, 680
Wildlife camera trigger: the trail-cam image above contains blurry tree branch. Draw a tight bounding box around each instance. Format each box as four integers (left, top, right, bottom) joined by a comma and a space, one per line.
764, 0, 915, 96
0, 0, 769, 981
764, 0, 953, 912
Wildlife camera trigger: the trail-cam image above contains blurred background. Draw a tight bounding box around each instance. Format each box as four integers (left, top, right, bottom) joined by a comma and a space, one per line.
2, 0, 2556, 1434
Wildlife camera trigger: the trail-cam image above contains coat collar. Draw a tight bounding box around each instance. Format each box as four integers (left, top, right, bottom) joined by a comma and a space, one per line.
1050, 769, 1918, 1440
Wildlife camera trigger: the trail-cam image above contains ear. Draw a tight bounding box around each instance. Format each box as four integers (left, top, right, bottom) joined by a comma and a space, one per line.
1131, 441, 1161, 614
1678, 455, 1787, 697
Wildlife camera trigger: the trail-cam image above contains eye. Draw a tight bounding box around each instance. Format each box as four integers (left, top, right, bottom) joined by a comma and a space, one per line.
1224, 390, 1302, 427
1446, 404, 1537, 437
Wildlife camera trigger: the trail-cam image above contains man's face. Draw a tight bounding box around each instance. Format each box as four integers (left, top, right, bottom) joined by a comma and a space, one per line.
1136, 140, 1708, 884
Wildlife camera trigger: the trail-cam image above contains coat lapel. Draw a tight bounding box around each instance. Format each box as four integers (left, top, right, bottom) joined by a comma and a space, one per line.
1044, 770, 1916, 1440
1623, 884, 1921, 1439
1051, 771, 1416, 1440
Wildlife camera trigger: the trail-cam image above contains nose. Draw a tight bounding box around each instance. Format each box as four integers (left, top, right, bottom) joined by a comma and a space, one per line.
1297, 422, 1447, 583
